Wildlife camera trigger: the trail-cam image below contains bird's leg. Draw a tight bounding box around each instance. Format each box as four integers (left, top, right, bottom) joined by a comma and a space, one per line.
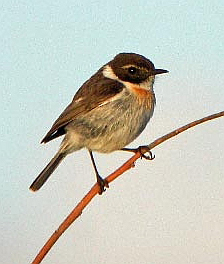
88, 150, 109, 194
121, 146, 155, 160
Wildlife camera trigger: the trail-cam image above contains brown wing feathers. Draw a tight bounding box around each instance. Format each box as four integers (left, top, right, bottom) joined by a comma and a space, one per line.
41, 71, 124, 144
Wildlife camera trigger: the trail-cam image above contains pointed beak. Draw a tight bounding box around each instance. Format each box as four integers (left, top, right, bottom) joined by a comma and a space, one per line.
154, 68, 169, 75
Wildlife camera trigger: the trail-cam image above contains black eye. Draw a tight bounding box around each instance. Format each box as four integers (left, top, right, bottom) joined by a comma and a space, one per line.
128, 67, 137, 74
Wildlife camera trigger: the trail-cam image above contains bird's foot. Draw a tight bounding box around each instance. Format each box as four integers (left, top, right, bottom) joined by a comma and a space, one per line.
121, 145, 155, 160
97, 175, 109, 195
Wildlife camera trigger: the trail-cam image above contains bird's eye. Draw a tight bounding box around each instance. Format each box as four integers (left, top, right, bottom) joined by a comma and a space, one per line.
128, 67, 137, 74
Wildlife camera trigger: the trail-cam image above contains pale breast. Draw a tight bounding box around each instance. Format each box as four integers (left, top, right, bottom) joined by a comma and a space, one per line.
64, 88, 155, 153
83, 90, 155, 152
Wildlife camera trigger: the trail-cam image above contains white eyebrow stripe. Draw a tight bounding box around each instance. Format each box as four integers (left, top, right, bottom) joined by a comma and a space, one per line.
121, 64, 146, 70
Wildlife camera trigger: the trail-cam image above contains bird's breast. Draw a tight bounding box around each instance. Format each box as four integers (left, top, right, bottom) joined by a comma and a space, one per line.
122, 81, 155, 110
66, 88, 155, 153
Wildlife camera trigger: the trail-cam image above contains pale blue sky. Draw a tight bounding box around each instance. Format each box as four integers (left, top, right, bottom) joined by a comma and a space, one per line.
1, 1, 224, 264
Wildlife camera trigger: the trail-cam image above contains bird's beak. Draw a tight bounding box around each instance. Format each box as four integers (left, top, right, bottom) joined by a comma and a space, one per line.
154, 68, 169, 75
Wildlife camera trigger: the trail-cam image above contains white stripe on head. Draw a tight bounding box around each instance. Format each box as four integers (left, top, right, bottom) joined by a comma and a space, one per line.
102, 65, 118, 80
103, 64, 154, 92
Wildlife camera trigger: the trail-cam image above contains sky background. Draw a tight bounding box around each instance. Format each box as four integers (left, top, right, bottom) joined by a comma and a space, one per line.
1, 1, 224, 263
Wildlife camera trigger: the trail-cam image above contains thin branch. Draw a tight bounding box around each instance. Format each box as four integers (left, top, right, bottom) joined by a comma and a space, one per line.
31, 110, 224, 264
148, 111, 224, 150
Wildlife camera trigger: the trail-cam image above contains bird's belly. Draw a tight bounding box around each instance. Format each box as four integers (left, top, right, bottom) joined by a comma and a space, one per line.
85, 103, 153, 152
66, 93, 155, 153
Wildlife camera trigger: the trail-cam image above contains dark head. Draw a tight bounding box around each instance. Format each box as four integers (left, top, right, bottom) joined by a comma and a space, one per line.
104, 53, 168, 84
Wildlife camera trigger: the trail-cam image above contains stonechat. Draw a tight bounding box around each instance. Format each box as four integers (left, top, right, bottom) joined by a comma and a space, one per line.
30, 53, 168, 194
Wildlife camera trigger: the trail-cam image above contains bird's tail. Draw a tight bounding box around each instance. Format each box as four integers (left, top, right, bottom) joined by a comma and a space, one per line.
29, 152, 66, 192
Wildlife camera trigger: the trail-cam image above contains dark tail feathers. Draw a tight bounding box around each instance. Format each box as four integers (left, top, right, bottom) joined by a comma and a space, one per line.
29, 152, 65, 192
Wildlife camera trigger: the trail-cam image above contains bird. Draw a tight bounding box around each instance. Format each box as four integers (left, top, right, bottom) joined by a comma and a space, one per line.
29, 53, 168, 194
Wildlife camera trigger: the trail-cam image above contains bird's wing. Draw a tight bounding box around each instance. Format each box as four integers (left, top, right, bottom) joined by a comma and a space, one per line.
41, 72, 124, 143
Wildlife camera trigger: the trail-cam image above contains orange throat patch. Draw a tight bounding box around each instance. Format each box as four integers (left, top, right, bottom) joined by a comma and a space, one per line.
129, 85, 155, 109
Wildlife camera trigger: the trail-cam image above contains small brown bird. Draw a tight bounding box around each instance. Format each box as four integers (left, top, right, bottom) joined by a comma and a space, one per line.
30, 53, 168, 193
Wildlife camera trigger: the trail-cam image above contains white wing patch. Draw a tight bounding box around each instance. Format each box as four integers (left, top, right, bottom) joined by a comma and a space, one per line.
74, 97, 84, 103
